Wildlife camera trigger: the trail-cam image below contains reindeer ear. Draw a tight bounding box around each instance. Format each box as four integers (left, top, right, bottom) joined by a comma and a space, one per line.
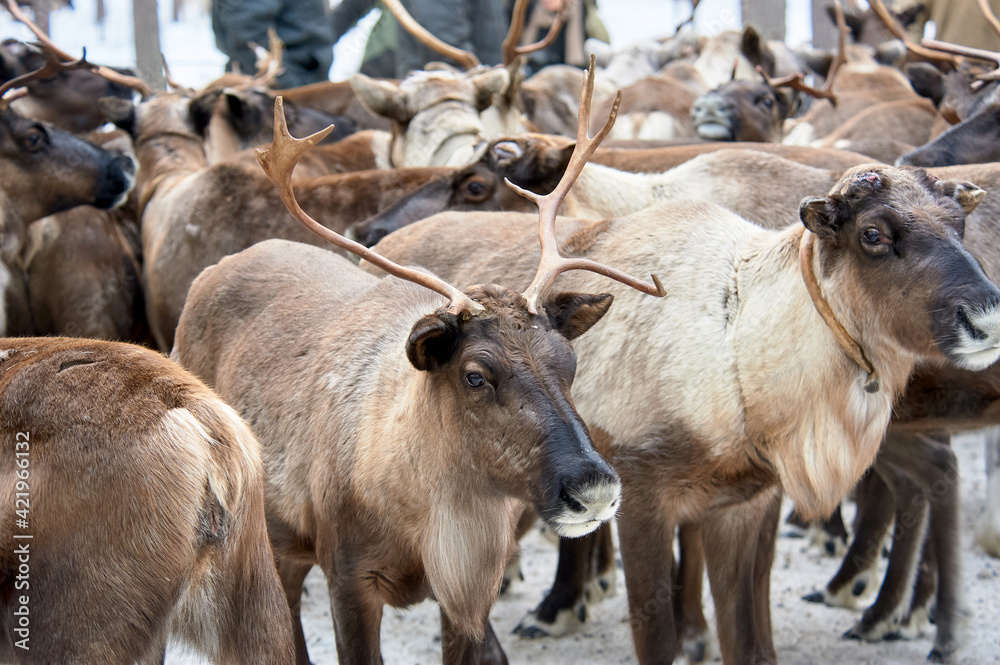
223, 89, 267, 137
470, 67, 510, 112
99, 97, 136, 135
905, 62, 945, 107
800, 196, 845, 238
351, 74, 411, 124
540, 141, 576, 184
544, 293, 614, 341
830, 3, 864, 41
740, 26, 775, 76
941, 180, 987, 215
406, 312, 461, 371
188, 89, 222, 137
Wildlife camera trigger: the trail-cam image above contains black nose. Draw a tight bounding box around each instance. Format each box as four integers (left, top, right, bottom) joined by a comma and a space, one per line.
93, 153, 136, 209
362, 225, 390, 247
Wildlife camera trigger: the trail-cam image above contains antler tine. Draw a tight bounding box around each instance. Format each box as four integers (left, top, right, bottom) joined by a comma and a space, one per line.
3, 0, 151, 96
380, 0, 481, 71
758, 0, 846, 105
502, 0, 568, 66
160, 53, 194, 92
867, 0, 959, 66
257, 97, 483, 317
508, 55, 666, 315
0, 45, 89, 104
248, 27, 284, 87
920, 38, 1000, 82
979, 0, 1000, 40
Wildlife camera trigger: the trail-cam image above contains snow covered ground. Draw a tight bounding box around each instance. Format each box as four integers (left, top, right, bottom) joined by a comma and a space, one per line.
3, 2, 995, 664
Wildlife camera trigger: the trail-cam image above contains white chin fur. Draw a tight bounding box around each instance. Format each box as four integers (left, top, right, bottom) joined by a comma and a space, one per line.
950, 307, 1000, 370
549, 518, 604, 538
695, 122, 733, 141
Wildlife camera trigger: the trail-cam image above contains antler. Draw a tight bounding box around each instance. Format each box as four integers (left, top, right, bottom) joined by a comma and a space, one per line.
160, 53, 194, 92
507, 55, 666, 315
257, 97, 483, 317
757, 0, 847, 105
867, 0, 959, 67
248, 27, 284, 88
502, 0, 568, 66
0, 46, 89, 108
3, 0, 151, 95
380, 0, 480, 71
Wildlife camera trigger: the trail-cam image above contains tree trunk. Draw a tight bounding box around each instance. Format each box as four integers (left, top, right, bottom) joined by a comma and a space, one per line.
97, 0, 106, 26
812, 0, 837, 49
132, 0, 165, 91
741, 0, 785, 41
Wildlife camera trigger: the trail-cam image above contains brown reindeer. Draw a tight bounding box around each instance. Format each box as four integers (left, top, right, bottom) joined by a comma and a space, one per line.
101, 90, 450, 351
350, 139, 852, 247
0, 69, 136, 340
0, 39, 137, 134
365, 161, 1000, 663
172, 79, 663, 663
0, 337, 295, 664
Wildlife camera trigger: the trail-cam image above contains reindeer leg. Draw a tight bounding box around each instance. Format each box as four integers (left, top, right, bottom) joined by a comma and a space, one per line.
804, 471, 893, 608
845, 433, 932, 642
441, 612, 509, 665
277, 558, 315, 665
674, 523, 711, 663
921, 436, 966, 663
586, 517, 617, 604
618, 496, 679, 663
502, 508, 537, 595
514, 529, 600, 637
975, 425, 1000, 558
899, 522, 937, 640
327, 568, 384, 665
701, 486, 781, 665
753, 490, 781, 658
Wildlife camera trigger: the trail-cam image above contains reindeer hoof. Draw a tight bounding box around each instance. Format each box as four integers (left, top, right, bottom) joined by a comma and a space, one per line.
681, 631, 715, 664
582, 569, 616, 604
843, 626, 862, 641
803, 591, 825, 604
851, 579, 868, 597
513, 604, 584, 639
928, 648, 955, 664
500, 559, 524, 596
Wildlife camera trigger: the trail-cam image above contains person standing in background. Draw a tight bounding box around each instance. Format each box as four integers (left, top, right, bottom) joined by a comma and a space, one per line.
515, 0, 609, 74
332, 0, 510, 78
212, 0, 334, 87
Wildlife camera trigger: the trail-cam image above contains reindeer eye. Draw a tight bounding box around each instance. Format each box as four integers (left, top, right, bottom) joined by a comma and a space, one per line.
22, 126, 46, 151
863, 228, 882, 244
757, 96, 774, 109
465, 372, 485, 388
466, 181, 484, 195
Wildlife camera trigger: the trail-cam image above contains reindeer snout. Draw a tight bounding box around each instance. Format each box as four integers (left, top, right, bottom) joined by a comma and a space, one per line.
692, 93, 736, 140
93, 153, 137, 210
549, 465, 621, 538
349, 220, 390, 248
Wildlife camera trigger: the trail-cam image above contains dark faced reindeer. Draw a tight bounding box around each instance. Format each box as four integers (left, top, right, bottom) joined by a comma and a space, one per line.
172, 75, 665, 664
0, 54, 138, 335
0, 337, 296, 664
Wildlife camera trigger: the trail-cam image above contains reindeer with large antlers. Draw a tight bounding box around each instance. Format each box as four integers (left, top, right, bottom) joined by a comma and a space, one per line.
172, 66, 662, 664
368, 95, 1000, 665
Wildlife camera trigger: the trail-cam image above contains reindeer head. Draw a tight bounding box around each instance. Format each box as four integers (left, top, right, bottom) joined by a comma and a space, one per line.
800, 164, 1000, 372
691, 79, 799, 142
405, 283, 620, 536
258, 59, 664, 537
349, 133, 574, 247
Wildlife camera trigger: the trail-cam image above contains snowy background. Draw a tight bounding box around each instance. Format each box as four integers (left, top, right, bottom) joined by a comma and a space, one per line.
0, 0, 817, 88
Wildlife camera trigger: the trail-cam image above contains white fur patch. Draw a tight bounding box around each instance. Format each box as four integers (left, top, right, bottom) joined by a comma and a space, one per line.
950, 305, 1000, 370
0, 261, 11, 337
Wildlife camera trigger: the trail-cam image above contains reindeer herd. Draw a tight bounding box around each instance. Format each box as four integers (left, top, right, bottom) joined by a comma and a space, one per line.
2, 0, 1000, 663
